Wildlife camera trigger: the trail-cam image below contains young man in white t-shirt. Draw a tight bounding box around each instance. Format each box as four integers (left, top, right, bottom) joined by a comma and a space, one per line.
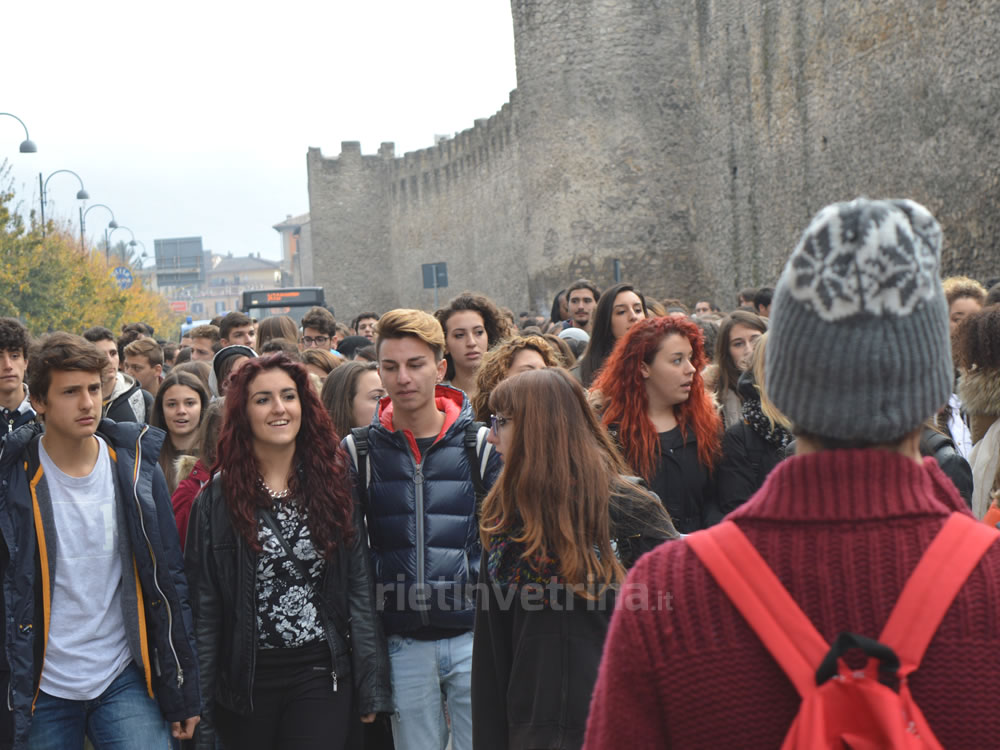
0, 332, 201, 748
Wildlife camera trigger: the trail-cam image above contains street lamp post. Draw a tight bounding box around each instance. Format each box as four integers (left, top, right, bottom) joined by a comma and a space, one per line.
107, 225, 137, 265
0, 113, 37, 153
80, 203, 117, 253
39, 169, 89, 237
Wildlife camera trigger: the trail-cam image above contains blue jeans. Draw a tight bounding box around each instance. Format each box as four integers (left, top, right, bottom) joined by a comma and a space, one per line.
27, 662, 174, 750
387, 631, 473, 750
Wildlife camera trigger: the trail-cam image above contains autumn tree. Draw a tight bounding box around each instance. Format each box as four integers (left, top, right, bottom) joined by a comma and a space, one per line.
0, 163, 179, 338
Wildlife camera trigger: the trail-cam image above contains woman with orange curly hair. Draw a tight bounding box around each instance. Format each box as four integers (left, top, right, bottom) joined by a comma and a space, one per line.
593, 316, 722, 532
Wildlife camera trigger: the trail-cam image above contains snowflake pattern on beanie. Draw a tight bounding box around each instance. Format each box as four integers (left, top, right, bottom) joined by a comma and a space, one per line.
783, 198, 942, 321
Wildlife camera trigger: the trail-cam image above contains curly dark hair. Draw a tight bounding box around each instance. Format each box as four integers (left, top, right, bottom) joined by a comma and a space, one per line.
0, 318, 30, 357
435, 292, 515, 381
987, 283, 1000, 308
350, 312, 380, 333
955, 304, 1000, 371
213, 353, 354, 558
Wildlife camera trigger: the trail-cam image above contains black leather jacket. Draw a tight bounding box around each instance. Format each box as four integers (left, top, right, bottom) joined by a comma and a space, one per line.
184, 474, 392, 749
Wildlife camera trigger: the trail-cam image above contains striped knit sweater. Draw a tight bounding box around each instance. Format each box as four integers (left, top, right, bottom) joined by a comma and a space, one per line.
584, 450, 1000, 748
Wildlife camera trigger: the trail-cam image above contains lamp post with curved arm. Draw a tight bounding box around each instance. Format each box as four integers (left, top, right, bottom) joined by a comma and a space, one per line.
0, 113, 37, 153
133, 240, 148, 269
107, 225, 137, 265
39, 169, 90, 237
79, 203, 118, 253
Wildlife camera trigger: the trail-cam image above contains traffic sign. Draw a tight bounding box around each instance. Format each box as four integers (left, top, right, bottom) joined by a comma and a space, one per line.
422, 262, 448, 290
170, 301, 189, 313
113, 266, 134, 290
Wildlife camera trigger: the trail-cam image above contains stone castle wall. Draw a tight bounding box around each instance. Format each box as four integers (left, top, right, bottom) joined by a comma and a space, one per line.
308, 0, 1000, 320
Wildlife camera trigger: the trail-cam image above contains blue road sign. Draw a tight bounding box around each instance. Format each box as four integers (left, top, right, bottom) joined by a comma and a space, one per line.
113, 266, 134, 290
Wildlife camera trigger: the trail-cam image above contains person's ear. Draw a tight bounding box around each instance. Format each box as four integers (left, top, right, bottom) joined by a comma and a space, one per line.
436, 357, 447, 383
29, 391, 46, 416
639, 361, 651, 379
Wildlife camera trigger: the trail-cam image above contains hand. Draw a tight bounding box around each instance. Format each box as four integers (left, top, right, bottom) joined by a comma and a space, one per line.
361, 713, 377, 724
172, 716, 201, 740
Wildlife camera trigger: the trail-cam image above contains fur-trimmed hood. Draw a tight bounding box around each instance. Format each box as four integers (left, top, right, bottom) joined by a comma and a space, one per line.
958, 368, 1000, 417
174, 453, 200, 485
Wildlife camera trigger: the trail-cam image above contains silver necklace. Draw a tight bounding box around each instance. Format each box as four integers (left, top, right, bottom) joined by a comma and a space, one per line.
259, 477, 291, 499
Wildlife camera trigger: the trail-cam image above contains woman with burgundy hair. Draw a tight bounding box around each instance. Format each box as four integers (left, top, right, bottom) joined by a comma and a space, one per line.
593, 316, 723, 532
184, 353, 391, 750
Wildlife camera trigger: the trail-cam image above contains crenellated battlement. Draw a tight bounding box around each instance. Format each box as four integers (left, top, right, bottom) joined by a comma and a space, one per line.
310, 92, 518, 209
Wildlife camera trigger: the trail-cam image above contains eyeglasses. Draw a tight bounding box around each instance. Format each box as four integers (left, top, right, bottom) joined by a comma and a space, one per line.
300, 335, 330, 346
490, 414, 511, 435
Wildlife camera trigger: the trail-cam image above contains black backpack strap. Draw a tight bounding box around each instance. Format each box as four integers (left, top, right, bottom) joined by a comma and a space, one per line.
465, 422, 491, 504
920, 426, 953, 459
344, 426, 372, 510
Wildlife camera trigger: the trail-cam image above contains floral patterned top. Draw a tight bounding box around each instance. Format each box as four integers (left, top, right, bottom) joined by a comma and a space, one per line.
256, 497, 327, 649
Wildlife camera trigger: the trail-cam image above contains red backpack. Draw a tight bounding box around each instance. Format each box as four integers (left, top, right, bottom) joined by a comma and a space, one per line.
687, 514, 998, 749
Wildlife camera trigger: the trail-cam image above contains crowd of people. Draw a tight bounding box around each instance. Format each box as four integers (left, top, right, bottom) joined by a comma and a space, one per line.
1, 196, 1000, 748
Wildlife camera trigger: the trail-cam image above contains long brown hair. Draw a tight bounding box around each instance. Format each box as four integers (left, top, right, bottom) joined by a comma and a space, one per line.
151, 371, 210, 493
255, 315, 298, 351
577, 282, 648, 387
214, 353, 354, 557
480, 368, 630, 596
714, 310, 767, 399
320, 360, 379, 438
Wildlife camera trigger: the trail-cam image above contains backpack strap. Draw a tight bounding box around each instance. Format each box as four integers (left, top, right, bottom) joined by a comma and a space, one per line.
879, 513, 998, 678
687, 521, 828, 698
465, 422, 491, 503
344, 426, 372, 509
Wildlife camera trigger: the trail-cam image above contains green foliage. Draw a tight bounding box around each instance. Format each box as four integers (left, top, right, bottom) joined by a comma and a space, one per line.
0, 163, 179, 337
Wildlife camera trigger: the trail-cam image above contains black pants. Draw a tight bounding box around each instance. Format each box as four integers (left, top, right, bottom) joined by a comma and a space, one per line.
217, 641, 353, 750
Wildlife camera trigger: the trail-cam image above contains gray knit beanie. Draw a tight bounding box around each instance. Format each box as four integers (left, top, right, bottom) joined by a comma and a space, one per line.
766, 198, 952, 442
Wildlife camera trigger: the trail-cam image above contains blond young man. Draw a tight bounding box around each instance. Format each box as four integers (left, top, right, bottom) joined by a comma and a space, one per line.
343, 309, 501, 750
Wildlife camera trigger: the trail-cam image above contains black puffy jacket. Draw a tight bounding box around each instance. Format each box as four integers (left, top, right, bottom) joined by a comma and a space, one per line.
0, 421, 200, 748
359, 386, 502, 635
185, 474, 392, 749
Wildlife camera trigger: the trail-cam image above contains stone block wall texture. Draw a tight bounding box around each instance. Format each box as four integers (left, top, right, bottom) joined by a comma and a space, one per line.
308, 0, 1000, 320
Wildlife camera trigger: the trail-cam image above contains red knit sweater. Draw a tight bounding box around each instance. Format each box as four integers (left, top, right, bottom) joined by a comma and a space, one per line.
583, 450, 1000, 748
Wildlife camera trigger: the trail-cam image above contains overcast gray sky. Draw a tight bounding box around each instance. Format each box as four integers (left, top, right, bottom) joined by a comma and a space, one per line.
3, 0, 517, 264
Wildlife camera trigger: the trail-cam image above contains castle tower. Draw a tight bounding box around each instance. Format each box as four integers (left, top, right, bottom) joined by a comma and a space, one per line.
509, 0, 722, 307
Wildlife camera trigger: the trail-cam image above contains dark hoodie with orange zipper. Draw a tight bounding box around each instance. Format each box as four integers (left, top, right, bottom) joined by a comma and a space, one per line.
0, 419, 201, 748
